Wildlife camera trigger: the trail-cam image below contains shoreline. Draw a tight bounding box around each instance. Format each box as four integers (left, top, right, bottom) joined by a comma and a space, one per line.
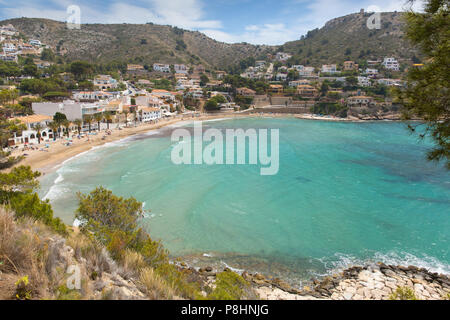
7, 112, 408, 175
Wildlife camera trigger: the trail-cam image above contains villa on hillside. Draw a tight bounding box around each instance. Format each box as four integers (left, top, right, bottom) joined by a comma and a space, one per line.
94, 75, 118, 90
236, 87, 256, 97
343, 61, 359, 71
296, 85, 318, 98
321, 64, 338, 74
153, 63, 170, 73
382, 57, 400, 71
269, 84, 284, 94
347, 96, 375, 107
174, 64, 188, 74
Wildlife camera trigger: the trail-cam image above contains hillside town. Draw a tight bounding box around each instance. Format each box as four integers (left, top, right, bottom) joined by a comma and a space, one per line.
0, 21, 422, 151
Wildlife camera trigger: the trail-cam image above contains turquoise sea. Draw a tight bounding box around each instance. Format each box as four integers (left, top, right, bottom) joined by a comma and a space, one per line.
39, 118, 450, 286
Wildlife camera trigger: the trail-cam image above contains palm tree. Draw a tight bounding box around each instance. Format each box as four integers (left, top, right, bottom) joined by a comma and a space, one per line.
48, 121, 59, 141
62, 119, 70, 137
103, 112, 112, 130
94, 112, 103, 132
84, 114, 93, 133
73, 119, 82, 135
132, 110, 137, 127
33, 123, 43, 144
122, 110, 129, 127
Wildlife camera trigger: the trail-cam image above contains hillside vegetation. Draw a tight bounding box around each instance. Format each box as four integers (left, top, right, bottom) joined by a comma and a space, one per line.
281, 12, 420, 66
2, 18, 272, 69
1, 12, 419, 70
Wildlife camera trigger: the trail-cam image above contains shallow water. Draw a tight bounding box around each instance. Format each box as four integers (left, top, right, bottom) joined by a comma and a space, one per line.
39, 118, 450, 285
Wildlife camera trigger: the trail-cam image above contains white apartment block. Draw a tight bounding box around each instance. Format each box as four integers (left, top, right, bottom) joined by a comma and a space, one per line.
32, 100, 100, 121
382, 57, 400, 71
153, 63, 171, 73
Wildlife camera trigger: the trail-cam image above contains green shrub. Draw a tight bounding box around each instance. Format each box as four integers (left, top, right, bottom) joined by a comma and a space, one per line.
389, 286, 418, 300
56, 284, 82, 300
206, 271, 250, 300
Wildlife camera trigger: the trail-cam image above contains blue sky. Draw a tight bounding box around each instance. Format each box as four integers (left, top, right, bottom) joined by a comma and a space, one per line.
0, 0, 424, 45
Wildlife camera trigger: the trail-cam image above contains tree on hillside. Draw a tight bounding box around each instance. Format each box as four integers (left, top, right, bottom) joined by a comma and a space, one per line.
398, 0, 449, 168
70, 61, 93, 80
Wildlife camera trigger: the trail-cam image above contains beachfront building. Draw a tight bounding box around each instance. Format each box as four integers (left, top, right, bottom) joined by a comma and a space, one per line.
382, 57, 400, 71
138, 107, 162, 122
94, 75, 118, 90
153, 63, 170, 73
32, 100, 100, 121
8, 114, 53, 146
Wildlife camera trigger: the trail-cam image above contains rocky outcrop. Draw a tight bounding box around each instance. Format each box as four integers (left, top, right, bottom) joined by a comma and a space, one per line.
241, 263, 450, 300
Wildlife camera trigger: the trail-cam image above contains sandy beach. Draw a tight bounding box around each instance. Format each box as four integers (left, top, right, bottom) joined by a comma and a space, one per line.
8, 114, 251, 174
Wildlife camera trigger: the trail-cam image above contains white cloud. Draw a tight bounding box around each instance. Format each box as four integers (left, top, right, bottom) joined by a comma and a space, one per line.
202, 0, 425, 45
1, 0, 426, 45
1, 0, 221, 29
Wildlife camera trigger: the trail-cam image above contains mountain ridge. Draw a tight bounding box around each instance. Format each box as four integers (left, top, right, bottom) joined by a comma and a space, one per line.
1, 11, 419, 69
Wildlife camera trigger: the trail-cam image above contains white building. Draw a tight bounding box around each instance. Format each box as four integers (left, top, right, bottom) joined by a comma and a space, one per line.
94, 75, 118, 90
174, 64, 188, 74
382, 57, 400, 71
358, 76, 371, 87
275, 52, 292, 62
0, 24, 18, 36
275, 73, 287, 81
365, 68, 379, 77
321, 64, 338, 74
29, 39, 42, 46
32, 100, 100, 121
153, 63, 170, 73
2, 43, 16, 53
377, 78, 405, 87
138, 107, 162, 122
8, 114, 53, 146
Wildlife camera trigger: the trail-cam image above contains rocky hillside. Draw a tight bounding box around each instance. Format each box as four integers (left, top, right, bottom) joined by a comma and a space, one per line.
1, 18, 272, 69
1, 11, 421, 70
281, 11, 420, 66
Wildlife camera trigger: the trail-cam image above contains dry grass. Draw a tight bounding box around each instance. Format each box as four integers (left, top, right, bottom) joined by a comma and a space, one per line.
0, 208, 50, 298
120, 250, 146, 278
138, 267, 176, 300
66, 232, 116, 280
